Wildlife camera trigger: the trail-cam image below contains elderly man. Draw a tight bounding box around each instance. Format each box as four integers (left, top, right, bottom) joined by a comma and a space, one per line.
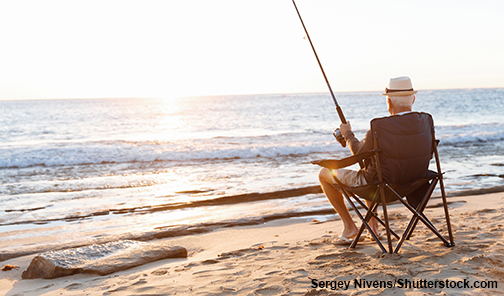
318, 76, 418, 245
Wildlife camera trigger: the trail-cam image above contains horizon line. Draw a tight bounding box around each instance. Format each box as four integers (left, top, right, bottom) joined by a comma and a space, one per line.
1, 86, 503, 102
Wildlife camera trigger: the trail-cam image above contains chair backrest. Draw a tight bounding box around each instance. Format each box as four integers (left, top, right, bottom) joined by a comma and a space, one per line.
371, 112, 434, 185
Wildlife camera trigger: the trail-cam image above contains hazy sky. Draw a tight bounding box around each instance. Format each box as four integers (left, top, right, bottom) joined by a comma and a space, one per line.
1, 0, 503, 100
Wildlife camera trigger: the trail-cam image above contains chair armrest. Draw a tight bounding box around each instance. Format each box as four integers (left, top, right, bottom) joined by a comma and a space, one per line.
311, 150, 376, 170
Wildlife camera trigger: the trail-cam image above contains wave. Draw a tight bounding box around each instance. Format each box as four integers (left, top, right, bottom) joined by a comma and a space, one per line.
435, 123, 504, 145
0, 138, 342, 169
1, 123, 503, 169
439, 131, 504, 145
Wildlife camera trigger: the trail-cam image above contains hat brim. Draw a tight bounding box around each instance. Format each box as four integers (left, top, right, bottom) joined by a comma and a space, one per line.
380, 90, 418, 96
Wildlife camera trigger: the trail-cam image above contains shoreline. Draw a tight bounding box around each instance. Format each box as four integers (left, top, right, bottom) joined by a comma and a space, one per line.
1, 185, 504, 263
1, 190, 504, 295
4, 183, 503, 227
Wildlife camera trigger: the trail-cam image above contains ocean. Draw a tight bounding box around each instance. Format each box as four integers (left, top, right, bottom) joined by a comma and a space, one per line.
1, 88, 503, 259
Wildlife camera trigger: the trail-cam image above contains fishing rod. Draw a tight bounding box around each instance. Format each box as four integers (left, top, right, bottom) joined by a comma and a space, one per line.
292, 0, 347, 147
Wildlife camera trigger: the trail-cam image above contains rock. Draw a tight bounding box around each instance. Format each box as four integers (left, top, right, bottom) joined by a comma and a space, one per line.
21, 240, 187, 279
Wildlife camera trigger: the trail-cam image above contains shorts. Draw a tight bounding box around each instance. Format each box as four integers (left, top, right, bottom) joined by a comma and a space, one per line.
331, 168, 368, 187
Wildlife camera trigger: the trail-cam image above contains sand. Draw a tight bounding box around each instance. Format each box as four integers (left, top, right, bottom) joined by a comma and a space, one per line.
1, 192, 503, 296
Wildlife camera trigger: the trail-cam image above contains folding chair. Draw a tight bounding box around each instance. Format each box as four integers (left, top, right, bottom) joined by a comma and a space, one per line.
313, 112, 454, 253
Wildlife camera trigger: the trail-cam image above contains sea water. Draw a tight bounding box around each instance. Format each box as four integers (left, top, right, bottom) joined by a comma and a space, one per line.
1, 88, 503, 255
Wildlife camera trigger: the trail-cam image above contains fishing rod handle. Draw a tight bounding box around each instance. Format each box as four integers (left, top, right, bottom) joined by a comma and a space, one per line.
335, 105, 347, 124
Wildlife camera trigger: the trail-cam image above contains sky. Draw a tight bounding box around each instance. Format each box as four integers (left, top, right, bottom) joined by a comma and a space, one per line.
1, 0, 503, 100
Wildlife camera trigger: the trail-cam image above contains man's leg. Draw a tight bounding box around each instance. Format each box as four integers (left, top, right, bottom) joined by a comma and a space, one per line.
318, 168, 358, 238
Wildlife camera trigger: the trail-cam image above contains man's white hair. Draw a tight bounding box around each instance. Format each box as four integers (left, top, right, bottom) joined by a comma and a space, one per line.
387, 95, 415, 108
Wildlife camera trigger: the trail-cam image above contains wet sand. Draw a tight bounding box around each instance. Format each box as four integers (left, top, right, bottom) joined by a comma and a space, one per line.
1, 192, 503, 295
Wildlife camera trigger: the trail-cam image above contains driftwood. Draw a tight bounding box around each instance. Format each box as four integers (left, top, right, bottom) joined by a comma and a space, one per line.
21, 240, 187, 279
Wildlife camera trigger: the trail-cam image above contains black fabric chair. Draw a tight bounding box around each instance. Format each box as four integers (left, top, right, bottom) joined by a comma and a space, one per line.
313, 112, 454, 253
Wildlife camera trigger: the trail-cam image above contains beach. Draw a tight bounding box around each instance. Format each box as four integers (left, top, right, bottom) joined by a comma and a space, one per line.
1, 90, 503, 295
2, 90, 504, 256
1, 0, 503, 293
1, 191, 503, 295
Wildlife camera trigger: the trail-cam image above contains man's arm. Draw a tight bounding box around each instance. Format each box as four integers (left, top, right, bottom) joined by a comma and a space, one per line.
340, 122, 373, 155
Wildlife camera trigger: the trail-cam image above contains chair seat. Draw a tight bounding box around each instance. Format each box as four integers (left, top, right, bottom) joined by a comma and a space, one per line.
338, 170, 437, 204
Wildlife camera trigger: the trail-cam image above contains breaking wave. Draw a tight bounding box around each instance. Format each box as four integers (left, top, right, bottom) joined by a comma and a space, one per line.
1, 123, 503, 169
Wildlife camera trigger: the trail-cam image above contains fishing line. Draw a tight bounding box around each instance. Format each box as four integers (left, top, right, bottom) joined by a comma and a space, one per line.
292, 0, 347, 147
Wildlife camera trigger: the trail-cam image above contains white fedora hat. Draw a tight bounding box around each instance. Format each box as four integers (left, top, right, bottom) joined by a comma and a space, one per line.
381, 76, 418, 96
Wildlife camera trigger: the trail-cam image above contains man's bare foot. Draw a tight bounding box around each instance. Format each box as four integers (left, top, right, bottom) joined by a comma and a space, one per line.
341, 226, 359, 240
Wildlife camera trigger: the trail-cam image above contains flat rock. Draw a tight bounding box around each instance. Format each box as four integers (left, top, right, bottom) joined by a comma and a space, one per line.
21, 240, 187, 279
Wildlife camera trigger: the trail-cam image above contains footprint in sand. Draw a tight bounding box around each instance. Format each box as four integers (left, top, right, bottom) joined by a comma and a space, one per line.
476, 208, 497, 214
132, 279, 148, 286
64, 283, 82, 290
265, 270, 282, 276
254, 285, 284, 296
218, 247, 264, 258
293, 268, 308, 276
37, 284, 54, 290
454, 245, 479, 253
315, 251, 366, 261
285, 270, 310, 285
134, 286, 156, 293
459, 253, 504, 273
454, 230, 480, 236
151, 268, 169, 276
192, 269, 215, 278
104, 285, 128, 295
269, 245, 289, 250
201, 259, 219, 264
309, 251, 368, 268
184, 262, 199, 267
288, 246, 303, 250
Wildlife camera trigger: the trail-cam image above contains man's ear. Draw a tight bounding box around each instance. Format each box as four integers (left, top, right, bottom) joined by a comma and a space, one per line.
412, 95, 416, 105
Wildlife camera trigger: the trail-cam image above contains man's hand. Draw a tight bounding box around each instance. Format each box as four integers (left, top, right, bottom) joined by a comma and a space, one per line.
340, 122, 352, 136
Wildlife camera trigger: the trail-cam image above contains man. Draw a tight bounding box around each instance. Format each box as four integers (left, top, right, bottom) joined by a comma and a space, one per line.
318, 76, 418, 245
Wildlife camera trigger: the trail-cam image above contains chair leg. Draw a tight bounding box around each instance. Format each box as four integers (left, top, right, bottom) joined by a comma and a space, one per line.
351, 195, 400, 239
385, 184, 451, 253
343, 193, 388, 253
438, 174, 455, 247
405, 179, 438, 240
351, 209, 371, 249
402, 181, 454, 247
361, 201, 381, 242
379, 185, 393, 253
395, 212, 438, 253
434, 144, 455, 247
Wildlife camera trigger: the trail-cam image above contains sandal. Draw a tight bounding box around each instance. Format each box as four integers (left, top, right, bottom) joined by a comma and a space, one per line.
332, 235, 365, 245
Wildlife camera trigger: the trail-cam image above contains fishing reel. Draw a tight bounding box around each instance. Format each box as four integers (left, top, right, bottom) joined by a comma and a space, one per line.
333, 128, 346, 147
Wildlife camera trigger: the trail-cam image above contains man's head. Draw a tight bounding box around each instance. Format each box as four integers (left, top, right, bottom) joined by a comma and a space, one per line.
381, 76, 417, 115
